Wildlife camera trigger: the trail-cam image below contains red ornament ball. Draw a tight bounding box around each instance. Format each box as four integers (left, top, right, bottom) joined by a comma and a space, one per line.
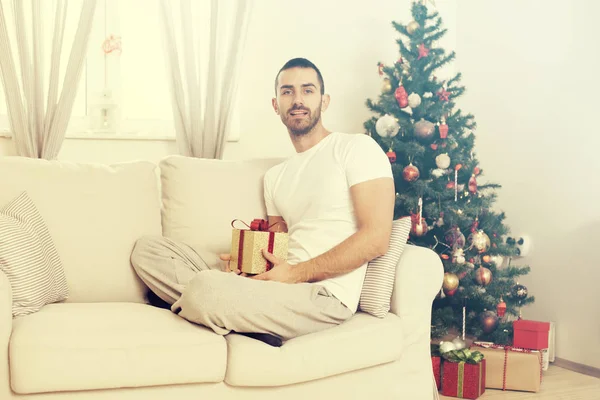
403, 163, 420, 182
410, 214, 428, 236
386, 151, 396, 163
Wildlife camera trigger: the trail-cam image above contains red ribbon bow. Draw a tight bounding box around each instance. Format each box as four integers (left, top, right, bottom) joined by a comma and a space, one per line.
231, 218, 276, 232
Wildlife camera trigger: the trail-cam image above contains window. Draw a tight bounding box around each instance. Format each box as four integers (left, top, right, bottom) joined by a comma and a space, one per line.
71, 0, 174, 136
0, 0, 241, 141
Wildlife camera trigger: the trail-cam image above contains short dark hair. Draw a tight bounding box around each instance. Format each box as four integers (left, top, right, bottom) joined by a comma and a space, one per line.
274, 58, 325, 95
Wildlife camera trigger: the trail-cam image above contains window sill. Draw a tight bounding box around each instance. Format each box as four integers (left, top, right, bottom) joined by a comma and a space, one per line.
66, 131, 176, 141
0, 130, 239, 142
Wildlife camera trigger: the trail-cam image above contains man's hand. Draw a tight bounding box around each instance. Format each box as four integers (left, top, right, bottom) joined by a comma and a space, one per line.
251, 249, 302, 283
219, 253, 248, 277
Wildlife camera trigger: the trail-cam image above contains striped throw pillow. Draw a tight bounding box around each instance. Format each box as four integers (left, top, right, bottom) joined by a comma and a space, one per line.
0, 192, 68, 317
359, 217, 411, 318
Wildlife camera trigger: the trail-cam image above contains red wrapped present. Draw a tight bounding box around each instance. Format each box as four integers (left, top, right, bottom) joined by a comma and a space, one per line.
442, 360, 486, 399
513, 320, 550, 350
432, 356, 441, 390
441, 349, 486, 399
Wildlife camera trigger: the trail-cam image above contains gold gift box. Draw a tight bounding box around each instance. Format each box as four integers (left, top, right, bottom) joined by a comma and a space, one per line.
471, 343, 542, 392
230, 229, 288, 274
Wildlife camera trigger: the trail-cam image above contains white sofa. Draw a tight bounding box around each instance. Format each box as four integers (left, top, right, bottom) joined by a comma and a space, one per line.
0, 155, 443, 400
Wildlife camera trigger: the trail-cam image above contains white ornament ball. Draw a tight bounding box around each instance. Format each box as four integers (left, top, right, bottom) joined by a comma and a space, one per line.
435, 153, 451, 169
452, 248, 465, 264
452, 337, 467, 350
408, 93, 422, 108
375, 114, 400, 138
439, 341, 457, 354
423, 92, 433, 98
490, 255, 505, 268
431, 168, 446, 178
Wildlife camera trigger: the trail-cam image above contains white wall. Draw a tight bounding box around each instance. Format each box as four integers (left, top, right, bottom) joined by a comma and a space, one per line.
1, 0, 597, 368
455, 0, 600, 368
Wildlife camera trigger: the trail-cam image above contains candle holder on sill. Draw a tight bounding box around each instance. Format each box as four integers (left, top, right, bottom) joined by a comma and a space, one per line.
88, 89, 119, 133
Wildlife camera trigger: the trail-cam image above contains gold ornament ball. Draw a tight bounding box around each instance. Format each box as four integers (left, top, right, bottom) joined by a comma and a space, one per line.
474, 266, 493, 286
381, 77, 392, 93
407, 20, 420, 35
442, 272, 459, 292
414, 118, 436, 140
469, 230, 491, 253
480, 311, 499, 334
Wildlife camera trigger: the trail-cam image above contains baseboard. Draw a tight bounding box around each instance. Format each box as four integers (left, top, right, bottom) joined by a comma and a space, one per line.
554, 357, 600, 379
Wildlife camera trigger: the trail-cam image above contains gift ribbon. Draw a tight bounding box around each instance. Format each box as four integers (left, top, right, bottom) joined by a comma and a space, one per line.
441, 348, 484, 364
452, 360, 484, 398
472, 342, 543, 391
231, 219, 281, 272
457, 362, 465, 398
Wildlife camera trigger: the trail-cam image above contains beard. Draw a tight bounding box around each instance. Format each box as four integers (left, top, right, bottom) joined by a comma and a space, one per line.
282, 104, 322, 137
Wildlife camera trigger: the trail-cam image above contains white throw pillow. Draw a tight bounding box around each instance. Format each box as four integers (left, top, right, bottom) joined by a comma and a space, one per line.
359, 217, 411, 318
0, 192, 68, 317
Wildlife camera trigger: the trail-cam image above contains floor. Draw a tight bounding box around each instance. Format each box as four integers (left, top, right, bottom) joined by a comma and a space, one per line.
439, 365, 600, 399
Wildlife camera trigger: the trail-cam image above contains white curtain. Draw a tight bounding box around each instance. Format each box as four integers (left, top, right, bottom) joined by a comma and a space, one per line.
0, 0, 97, 159
159, 0, 253, 159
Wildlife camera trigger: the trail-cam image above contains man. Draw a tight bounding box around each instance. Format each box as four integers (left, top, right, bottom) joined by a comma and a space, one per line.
131, 58, 394, 346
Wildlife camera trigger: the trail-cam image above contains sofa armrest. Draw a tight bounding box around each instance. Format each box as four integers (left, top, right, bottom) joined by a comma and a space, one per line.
0, 270, 12, 397
390, 244, 443, 343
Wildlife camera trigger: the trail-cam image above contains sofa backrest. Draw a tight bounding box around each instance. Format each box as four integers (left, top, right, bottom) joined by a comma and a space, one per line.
159, 155, 284, 255
0, 157, 161, 303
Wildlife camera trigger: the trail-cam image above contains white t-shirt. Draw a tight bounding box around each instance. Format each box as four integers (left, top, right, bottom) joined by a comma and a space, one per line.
263, 132, 393, 312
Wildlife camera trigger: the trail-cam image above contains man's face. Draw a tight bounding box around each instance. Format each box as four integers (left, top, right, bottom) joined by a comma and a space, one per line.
272, 67, 329, 136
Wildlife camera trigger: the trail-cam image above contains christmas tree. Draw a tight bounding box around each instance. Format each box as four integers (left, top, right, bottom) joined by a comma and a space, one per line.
364, 1, 534, 345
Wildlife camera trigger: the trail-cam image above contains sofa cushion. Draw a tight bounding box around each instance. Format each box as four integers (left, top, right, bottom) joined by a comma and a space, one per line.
0, 192, 68, 317
159, 155, 284, 254
9, 302, 227, 394
359, 217, 412, 318
0, 157, 162, 303
224, 312, 403, 387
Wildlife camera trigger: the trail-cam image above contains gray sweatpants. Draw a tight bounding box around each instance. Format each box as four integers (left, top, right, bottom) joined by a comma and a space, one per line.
130, 236, 353, 341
